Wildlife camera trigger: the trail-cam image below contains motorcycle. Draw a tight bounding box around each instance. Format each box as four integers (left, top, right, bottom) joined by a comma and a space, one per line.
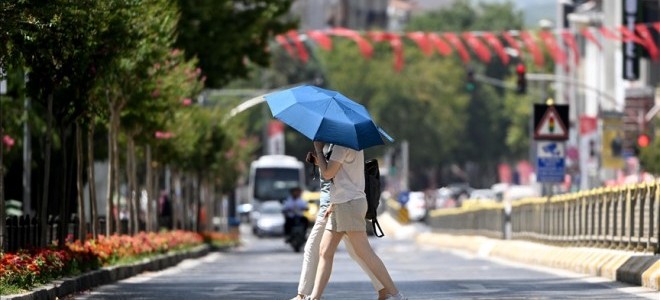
285, 215, 308, 252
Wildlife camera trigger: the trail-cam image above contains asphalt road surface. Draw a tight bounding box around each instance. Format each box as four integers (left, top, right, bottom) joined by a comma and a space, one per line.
74, 225, 658, 300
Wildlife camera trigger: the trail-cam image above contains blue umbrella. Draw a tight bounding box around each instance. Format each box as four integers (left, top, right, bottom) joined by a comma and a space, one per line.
264, 85, 393, 150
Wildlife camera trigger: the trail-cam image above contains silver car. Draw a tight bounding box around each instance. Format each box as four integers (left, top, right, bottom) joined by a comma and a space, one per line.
251, 201, 285, 237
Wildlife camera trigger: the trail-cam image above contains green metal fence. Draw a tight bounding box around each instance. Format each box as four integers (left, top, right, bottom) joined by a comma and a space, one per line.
425, 182, 660, 254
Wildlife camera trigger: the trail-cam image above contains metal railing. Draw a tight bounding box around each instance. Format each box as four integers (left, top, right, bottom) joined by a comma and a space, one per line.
426, 182, 660, 254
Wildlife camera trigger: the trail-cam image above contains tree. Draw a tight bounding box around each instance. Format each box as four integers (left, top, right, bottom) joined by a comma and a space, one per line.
174, 0, 297, 88
405, 0, 529, 186
317, 39, 469, 189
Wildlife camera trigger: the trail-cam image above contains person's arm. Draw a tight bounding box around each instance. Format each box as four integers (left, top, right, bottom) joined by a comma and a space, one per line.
313, 141, 342, 180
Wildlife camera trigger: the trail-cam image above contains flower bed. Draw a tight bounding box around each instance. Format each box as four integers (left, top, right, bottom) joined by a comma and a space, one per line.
0, 230, 236, 295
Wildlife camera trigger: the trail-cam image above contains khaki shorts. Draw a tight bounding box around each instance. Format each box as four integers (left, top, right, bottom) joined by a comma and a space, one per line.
326, 198, 367, 232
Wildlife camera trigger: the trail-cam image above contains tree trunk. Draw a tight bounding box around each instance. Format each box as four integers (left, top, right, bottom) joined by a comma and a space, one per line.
145, 145, 153, 232
0, 92, 5, 250
126, 136, 133, 235
152, 164, 160, 230
112, 112, 121, 234
58, 126, 69, 248
105, 93, 115, 236
76, 121, 86, 242
39, 93, 53, 247
87, 121, 98, 238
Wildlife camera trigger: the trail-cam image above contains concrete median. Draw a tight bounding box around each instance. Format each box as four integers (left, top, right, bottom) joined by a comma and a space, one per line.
378, 212, 660, 291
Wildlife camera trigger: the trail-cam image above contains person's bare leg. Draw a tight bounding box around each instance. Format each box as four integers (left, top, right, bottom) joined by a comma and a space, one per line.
308, 230, 343, 299
343, 235, 386, 299
345, 230, 399, 296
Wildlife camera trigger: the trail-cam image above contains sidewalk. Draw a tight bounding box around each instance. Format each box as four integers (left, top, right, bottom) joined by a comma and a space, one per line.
378, 212, 660, 291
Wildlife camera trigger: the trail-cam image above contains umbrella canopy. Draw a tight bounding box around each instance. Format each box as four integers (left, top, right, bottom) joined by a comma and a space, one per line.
264, 85, 393, 150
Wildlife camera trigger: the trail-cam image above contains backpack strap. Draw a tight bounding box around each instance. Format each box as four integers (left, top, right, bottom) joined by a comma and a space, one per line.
372, 218, 385, 238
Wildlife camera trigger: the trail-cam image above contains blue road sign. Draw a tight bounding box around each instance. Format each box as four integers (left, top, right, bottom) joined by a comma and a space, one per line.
536, 141, 565, 183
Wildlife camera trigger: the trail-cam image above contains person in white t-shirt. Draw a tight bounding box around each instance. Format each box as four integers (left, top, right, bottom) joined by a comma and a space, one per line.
306, 142, 406, 300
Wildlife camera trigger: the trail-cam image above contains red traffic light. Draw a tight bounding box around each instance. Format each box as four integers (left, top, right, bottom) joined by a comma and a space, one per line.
637, 134, 650, 148
516, 63, 526, 74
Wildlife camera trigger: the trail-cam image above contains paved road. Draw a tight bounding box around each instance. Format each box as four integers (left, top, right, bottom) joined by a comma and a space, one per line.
74, 226, 657, 300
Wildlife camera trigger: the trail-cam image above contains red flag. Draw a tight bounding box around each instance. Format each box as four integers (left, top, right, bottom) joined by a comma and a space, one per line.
539, 31, 567, 65
287, 30, 309, 63
635, 24, 659, 61
599, 26, 621, 41
462, 32, 491, 63
519, 31, 544, 67
369, 31, 404, 71
618, 26, 644, 44
561, 30, 579, 65
443, 32, 470, 63
428, 33, 452, 56
502, 31, 521, 52
275, 34, 295, 58
580, 27, 602, 50
482, 32, 509, 64
328, 27, 373, 59
406, 32, 434, 57
307, 30, 332, 51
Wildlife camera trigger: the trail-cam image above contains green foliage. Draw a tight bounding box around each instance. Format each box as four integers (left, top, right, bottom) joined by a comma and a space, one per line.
175, 0, 297, 88
406, 0, 523, 32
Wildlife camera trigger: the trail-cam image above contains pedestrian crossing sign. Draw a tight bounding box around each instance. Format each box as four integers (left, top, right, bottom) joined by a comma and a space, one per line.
534, 104, 569, 140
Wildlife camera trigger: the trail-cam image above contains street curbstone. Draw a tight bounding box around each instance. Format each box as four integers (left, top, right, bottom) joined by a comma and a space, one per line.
616, 255, 660, 286
641, 260, 660, 290
415, 231, 660, 291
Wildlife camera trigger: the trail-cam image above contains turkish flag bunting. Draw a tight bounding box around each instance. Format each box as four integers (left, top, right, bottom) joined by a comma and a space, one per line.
328, 28, 374, 59
539, 31, 567, 66
369, 32, 404, 71
482, 32, 509, 64
462, 32, 491, 63
519, 31, 544, 67
502, 32, 521, 53
580, 27, 602, 49
287, 30, 309, 63
275, 35, 296, 58
406, 32, 434, 57
307, 30, 333, 51
443, 32, 470, 63
618, 26, 644, 44
599, 26, 621, 41
560, 30, 579, 65
428, 33, 453, 56
635, 24, 659, 61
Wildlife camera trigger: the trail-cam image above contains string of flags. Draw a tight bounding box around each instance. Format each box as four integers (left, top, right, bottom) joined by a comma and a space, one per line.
274, 22, 660, 71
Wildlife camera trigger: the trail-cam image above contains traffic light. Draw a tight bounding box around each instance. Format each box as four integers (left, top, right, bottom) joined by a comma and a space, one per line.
637, 133, 650, 148
515, 63, 527, 94
465, 68, 476, 92
633, 133, 651, 156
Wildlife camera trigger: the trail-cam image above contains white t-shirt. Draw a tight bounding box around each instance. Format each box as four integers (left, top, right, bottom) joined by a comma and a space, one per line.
328, 145, 365, 203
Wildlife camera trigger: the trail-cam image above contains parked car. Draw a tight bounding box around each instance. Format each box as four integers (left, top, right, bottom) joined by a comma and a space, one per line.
251, 201, 285, 237
406, 191, 427, 222
469, 189, 497, 201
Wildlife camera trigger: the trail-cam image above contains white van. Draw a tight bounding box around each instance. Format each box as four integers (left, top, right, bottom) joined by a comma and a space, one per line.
248, 155, 305, 212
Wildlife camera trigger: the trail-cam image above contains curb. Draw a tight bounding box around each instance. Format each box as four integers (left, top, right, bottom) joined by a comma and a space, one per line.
3, 244, 231, 300
416, 232, 660, 291
378, 213, 660, 290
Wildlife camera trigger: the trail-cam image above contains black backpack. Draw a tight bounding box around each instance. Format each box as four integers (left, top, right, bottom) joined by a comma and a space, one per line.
364, 159, 384, 237
322, 145, 384, 238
